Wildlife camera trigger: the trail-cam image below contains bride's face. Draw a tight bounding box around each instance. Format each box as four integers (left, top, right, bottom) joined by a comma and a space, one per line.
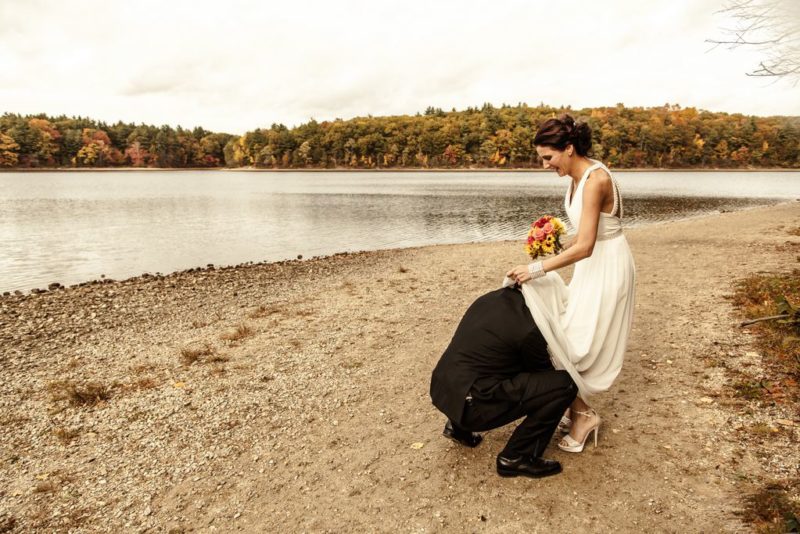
536, 145, 570, 177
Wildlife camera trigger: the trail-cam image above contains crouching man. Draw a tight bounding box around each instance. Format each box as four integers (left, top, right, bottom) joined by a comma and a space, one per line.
430, 286, 576, 478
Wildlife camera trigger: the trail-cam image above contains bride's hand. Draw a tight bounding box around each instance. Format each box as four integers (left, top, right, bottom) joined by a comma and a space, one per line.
506, 264, 531, 284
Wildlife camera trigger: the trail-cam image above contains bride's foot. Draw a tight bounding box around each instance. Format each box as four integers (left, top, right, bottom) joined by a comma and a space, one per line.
557, 409, 600, 453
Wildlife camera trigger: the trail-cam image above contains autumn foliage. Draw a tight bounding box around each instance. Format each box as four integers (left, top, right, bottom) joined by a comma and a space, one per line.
0, 103, 798, 170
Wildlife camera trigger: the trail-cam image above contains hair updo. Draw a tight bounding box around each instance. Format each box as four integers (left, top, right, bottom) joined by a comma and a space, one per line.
533, 114, 593, 156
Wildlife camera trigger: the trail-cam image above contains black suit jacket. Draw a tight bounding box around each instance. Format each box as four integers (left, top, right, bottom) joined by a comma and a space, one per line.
430, 287, 550, 425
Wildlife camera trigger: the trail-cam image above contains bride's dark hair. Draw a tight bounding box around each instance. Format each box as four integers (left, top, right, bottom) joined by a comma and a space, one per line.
534, 114, 592, 156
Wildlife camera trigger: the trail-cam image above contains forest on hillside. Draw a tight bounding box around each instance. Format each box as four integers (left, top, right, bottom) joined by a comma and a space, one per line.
1, 103, 798, 170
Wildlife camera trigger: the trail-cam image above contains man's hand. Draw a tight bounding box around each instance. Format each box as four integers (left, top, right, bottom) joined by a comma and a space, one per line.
506, 264, 531, 284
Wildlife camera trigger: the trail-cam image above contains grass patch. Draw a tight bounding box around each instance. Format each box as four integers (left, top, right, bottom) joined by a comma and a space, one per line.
733, 380, 766, 400
741, 479, 800, 533
134, 377, 158, 389
180, 342, 215, 365
732, 269, 800, 404
47, 380, 113, 406
220, 324, 255, 342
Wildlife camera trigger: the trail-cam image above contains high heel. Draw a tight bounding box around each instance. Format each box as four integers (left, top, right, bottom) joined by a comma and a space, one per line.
557, 409, 600, 453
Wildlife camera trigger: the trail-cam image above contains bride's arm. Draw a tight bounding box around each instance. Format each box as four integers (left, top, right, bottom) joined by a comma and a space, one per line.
507, 171, 611, 283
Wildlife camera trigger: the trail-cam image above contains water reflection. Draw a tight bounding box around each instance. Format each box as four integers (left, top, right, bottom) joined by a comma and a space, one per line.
0, 170, 795, 292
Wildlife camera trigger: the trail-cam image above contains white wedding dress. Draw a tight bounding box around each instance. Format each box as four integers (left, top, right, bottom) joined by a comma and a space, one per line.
504, 160, 636, 398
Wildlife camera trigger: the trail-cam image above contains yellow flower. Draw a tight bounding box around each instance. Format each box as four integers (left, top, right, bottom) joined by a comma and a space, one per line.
542, 243, 555, 255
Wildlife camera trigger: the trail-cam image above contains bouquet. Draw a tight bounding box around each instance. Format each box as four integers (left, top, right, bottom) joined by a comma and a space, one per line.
525, 215, 565, 259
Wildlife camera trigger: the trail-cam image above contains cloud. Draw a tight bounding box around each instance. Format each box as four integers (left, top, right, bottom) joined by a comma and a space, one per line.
0, 0, 797, 133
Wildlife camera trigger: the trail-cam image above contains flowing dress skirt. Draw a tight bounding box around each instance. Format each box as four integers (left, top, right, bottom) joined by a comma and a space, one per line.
504, 234, 636, 399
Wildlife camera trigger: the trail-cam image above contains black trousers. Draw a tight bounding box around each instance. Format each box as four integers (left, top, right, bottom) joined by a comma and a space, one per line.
457, 370, 576, 458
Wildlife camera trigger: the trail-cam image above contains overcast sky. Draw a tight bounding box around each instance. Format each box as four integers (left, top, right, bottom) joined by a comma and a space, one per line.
0, 0, 797, 134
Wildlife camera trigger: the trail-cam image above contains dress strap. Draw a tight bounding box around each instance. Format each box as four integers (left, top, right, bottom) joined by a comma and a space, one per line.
581, 162, 602, 181
586, 161, 623, 219
610, 173, 623, 219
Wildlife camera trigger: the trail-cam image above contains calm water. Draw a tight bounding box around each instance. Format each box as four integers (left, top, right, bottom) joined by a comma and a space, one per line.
0, 170, 797, 292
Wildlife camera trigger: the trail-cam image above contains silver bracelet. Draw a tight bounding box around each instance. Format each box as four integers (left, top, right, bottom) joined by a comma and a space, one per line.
527, 261, 545, 279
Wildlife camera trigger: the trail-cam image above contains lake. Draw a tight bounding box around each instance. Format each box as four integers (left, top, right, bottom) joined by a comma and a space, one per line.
0, 170, 797, 293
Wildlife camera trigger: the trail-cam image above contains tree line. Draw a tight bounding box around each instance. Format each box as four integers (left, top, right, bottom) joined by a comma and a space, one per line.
1, 103, 798, 170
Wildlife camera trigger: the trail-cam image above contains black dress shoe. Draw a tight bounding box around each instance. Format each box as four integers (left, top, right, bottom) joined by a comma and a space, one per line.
442, 420, 483, 448
496, 455, 562, 478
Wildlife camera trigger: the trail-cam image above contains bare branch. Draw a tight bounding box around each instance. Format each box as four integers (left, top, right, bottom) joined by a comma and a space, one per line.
708, 0, 800, 81
740, 314, 789, 326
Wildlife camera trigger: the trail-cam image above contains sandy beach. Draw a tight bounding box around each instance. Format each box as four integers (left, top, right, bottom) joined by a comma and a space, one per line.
1, 201, 798, 533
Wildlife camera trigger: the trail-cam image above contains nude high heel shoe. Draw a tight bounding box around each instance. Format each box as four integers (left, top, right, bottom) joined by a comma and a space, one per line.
557, 409, 600, 453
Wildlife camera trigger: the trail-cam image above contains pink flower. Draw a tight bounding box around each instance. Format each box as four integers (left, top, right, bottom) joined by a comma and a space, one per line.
533, 228, 546, 241
543, 222, 554, 235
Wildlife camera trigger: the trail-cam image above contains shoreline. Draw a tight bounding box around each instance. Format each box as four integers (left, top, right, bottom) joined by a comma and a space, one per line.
0, 202, 798, 531
3, 200, 797, 298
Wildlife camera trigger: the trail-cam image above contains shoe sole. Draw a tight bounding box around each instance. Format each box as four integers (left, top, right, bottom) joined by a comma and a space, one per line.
496, 465, 563, 479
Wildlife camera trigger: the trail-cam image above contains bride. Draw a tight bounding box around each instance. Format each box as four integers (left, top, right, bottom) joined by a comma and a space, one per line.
505, 114, 636, 453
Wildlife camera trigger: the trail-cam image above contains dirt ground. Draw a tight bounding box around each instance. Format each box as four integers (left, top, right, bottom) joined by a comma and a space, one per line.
1, 201, 798, 533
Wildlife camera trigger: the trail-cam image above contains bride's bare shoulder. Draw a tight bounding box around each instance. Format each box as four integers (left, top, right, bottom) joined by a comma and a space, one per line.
587, 166, 612, 185
584, 167, 612, 192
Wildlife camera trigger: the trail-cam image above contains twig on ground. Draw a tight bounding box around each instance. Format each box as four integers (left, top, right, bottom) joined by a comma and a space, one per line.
740, 314, 790, 326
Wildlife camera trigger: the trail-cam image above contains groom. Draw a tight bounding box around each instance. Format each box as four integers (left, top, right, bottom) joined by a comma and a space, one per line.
430, 286, 576, 478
